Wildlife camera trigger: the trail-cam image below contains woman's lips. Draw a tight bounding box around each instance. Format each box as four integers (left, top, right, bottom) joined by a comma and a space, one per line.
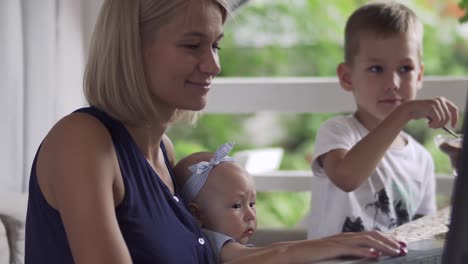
186, 80, 211, 89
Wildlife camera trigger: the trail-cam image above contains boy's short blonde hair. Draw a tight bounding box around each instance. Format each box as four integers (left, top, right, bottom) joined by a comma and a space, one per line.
344, 1, 423, 65
84, 0, 229, 126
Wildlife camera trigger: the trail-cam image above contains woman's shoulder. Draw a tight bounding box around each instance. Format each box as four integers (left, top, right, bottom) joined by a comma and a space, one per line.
35, 110, 121, 210
39, 109, 117, 164
44, 111, 113, 150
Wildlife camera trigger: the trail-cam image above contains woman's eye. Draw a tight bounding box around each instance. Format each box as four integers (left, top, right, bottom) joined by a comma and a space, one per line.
212, 44, 222, 51
184, 44, 200, 50
368, 65, 383, 73
232, 203, 241, 209
249, 202, 256, 208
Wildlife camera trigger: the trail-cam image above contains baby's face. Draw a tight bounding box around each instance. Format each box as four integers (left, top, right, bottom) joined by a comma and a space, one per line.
348, 31, 424, 122
196, 162, 257, 244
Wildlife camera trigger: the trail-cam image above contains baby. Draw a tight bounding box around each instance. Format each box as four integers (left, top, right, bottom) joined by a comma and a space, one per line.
174, 142, 405, 263
174, 142, 257, 262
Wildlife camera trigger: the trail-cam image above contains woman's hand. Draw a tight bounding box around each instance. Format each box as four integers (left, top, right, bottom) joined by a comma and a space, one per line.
223, 231, 405, 264
308, 231, 405, 261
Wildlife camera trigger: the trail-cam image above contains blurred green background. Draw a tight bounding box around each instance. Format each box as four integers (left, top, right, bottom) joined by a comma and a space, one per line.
167, 0, 468, 228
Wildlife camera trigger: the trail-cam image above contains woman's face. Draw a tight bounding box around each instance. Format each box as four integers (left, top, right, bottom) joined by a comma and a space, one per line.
142, 1, 224, 116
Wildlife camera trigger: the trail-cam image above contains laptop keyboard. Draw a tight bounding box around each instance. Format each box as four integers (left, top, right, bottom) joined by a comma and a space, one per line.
377, 247, 442, 264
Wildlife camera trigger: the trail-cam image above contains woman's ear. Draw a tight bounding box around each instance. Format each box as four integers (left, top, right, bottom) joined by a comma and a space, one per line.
188, 202, 203, 226
337, 62, 353, 92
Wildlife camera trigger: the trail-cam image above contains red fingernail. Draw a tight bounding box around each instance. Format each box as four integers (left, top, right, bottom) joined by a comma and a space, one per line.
372, 251, 381, 258
398, 241, 407, 248
399, 247, 408, 256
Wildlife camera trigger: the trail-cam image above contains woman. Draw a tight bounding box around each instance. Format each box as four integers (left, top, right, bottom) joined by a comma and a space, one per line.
25, 0, 403, 263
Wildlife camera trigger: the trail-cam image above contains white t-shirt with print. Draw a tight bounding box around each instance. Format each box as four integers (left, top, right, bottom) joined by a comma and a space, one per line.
307, 115, 436, 239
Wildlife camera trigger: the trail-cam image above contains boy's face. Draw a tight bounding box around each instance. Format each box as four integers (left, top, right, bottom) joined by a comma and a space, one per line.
338, 31, 424, 125
195, 162, 257, 245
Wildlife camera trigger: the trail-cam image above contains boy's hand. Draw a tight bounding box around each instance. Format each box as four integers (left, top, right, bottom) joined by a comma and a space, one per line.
403, 97, 459, 128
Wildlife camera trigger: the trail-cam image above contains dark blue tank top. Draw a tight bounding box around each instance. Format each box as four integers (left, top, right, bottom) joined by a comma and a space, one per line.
25, 107, 213, 264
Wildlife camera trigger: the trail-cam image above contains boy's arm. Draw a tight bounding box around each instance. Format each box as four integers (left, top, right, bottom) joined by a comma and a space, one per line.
321, 98, 458, 192
320, 107, 410, 192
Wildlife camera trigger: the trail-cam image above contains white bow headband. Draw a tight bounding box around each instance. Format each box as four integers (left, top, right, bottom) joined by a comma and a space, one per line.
180, 142, 235, 205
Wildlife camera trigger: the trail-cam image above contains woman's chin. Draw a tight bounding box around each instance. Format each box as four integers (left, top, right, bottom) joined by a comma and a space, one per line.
184, 101, 207, 111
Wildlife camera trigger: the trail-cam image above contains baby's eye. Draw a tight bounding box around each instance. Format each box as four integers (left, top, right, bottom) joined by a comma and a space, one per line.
368, 65, 383, 73
249, 202, 256, 208
232, 203, 242, 209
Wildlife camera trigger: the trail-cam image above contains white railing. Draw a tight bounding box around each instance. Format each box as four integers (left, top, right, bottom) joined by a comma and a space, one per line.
207, 76, 468, 198
207, 76, 468, 113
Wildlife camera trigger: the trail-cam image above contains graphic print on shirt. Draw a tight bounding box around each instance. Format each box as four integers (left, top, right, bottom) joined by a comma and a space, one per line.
341, 188, 411, 233
391, 180, 411, 227
342, 216, 365, 233
365, 188, 391, 230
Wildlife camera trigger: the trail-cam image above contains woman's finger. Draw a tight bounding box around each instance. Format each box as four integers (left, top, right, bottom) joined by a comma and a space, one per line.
335, 245, 381, 260
365, 231, 401, 250
352, 234, 401, 256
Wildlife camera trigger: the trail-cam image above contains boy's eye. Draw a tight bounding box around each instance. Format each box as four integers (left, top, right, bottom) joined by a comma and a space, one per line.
368, 65, 383, 73
399, 66, 414, 73
232, 203, 241, 209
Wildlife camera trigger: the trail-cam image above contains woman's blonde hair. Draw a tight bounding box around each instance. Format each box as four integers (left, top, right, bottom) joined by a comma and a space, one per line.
84, 0, 229, 126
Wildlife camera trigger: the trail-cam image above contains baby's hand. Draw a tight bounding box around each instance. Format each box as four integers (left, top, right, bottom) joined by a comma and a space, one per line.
402, 97, 458, 129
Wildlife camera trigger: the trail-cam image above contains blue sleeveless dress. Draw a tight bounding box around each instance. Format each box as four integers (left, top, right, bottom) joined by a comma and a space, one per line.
25, 107, 214, 264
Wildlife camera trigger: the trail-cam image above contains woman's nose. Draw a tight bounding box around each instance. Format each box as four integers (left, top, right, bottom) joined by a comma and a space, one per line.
199, 49, 221, 76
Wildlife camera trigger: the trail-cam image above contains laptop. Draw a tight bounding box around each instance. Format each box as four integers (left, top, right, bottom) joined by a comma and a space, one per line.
321, 93, 468, 264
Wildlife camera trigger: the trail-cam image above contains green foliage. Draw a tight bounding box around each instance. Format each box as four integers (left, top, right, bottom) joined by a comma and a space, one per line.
168, 114, 252, 161
277, 113, 338, 169
256, 192, 310, 227
460, 0, 468, 22
221, 0, 468, 77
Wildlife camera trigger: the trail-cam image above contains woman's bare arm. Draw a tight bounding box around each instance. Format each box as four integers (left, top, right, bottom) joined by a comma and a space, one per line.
220, 231, 402, 264
37, 113, 132, 264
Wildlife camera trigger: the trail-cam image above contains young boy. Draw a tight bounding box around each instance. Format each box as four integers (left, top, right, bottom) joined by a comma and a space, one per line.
308, 1, 459, 239
174, 143, 405, 263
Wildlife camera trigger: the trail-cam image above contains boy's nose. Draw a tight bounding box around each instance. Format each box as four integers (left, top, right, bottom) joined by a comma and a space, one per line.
386, 72, 401, 90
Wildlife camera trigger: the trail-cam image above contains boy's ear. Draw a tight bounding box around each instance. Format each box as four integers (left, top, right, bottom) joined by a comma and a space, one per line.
337, 63, 353, 92
416, 63, 425, 90
188, 202, 203, 226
